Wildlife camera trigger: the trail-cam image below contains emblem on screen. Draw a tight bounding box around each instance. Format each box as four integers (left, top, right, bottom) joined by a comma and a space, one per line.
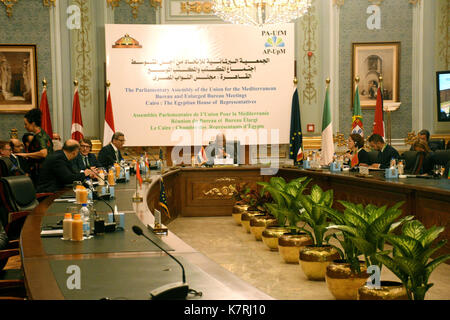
112, 34, 142, 48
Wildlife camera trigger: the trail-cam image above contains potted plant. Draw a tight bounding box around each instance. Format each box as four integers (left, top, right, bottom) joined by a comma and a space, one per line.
241, 187, 273, 234
258, 177, 313, 259
297, 185, 340, 280
374, 219, 450, 300
321, 206, 367, 299
231, 182, 251, 225
325, 200, 413, 298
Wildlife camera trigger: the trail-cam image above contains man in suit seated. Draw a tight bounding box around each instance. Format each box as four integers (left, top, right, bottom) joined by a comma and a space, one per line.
205, 133, 241, 166
98, 132, 125, 169
9, 139, 29, 174
72, 138, 100, 172
410, 129, 435, 151
368, 133, 400, 169
36, 139, 95, 193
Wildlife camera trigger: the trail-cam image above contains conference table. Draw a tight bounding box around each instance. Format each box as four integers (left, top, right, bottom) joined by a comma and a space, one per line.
21, 165, 450, 300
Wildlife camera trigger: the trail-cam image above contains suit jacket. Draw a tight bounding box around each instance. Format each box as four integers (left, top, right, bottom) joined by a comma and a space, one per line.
375, 144, 400, 169
97, 144, 123, 168
10, 154, 29, 174
36, 150, 86, 193
205, 140, 241, 166
72, 153, 100, 172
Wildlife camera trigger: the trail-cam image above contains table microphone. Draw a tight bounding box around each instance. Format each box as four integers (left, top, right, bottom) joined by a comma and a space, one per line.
132, 225, 190, 300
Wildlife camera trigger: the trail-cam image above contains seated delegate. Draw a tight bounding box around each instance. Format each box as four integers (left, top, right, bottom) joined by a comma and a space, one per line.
368, 134, 400, 169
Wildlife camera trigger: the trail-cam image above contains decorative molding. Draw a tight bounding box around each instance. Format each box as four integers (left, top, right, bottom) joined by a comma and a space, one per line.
73, 0, 93, 108
42, 0, 56, 7
106, 0, 161, 19
409, 0, 420, 6
301, 0, 317, 105
368, 0, 384, 6
0, 0, 17, 17
437, 0, 449, 69
332, 0, 344, 8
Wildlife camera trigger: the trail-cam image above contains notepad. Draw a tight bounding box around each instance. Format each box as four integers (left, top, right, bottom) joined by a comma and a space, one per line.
40, 229, 64, 237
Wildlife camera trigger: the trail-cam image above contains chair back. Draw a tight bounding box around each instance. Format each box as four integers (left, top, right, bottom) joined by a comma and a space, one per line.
367, 151, 379, 165
400, 151, 419, 174
0, 176, 38, 213
0, 158, 13, 177
429, 139, 445, 151
431, 150, 450, 166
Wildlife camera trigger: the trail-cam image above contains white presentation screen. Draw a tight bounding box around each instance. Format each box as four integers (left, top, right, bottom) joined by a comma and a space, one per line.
105, 24, 294, 146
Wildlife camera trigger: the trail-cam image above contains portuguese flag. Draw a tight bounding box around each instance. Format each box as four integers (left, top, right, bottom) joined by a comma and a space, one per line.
351, 83, 363, 136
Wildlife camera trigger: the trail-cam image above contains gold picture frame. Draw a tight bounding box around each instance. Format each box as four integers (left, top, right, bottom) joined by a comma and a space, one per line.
352, 42, 400, 109
0, 44, 38, 113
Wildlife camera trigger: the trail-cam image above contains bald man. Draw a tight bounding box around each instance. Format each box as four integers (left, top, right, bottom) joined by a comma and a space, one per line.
37, 139, 95, 193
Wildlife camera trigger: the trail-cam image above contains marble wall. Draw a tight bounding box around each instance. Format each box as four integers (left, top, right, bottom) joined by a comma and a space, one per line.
0, 1, 52, 141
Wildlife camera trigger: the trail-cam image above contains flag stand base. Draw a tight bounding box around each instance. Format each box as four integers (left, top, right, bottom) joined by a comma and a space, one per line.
132, 193, 143, 202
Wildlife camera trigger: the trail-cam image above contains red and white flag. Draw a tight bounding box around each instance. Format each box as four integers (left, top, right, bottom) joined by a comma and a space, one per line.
197, 146, 208, 163
71, 86, 84, 141
103, 86, 115, 146
39, 86, 53, 138
372, 86, 385, 139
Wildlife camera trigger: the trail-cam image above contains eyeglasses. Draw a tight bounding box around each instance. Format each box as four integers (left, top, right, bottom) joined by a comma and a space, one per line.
80, 145, 91, 149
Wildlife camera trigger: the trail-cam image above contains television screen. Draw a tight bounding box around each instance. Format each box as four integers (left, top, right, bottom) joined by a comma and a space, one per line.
437, 71, 450, 122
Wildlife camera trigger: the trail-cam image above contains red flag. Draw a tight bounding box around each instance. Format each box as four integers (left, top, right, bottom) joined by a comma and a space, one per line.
136, 161, 143, 187
39, 86, 53, 137
372, 86, 384, 138
71, 86, 84, 140
351, 152, 359, 167
103, 87, 115, 146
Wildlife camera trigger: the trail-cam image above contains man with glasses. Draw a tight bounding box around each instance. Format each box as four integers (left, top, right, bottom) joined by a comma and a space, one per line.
98, 132, 125, 168
9, 138, 29, 174
72, 138, 100, 172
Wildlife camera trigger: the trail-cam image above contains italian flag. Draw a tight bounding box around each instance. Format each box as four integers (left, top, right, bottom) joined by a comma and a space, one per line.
321, 85, 334, 166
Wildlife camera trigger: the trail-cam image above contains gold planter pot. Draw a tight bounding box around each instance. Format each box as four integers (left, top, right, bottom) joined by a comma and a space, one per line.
299, 245, 340, 281
358, 281, 408, 300
249, 216, 278, 241
241, 211, 265, 233
278, 233, 313, 264
262, 226, 291, 251
232, 204, 249, 226
325, 260, 368, 300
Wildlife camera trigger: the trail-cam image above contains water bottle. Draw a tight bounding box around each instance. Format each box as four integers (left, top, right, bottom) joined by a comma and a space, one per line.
80, 204, 90, 237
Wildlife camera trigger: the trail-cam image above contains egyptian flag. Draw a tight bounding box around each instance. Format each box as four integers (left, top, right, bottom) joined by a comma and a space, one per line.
197, 146, 208, 163
103, 85, 115, 146
39, 86, 53, 138
71, 86, 84, 141
351, 152, 359, 168
289, 88, 303, 165
351, 83, 363, 137
135, 161, 143, 187
373, 86, 385, 139
159, 178, 171, 218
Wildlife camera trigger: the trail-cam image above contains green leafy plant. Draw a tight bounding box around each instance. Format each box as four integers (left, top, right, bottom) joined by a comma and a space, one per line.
324, 201, 413, 270
258, 176, 311, 230
245, 188, 273, 212
375, 220, 450, 300
296, 184, 334, 246
232, 182, 251, 204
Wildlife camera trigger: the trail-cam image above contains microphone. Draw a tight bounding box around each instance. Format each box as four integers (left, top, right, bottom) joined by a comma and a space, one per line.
132, 225, 190, 300
85, 172, 117, 229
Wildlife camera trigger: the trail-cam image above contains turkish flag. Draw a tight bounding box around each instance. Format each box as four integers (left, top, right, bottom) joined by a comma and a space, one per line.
71, 87, 84, 141
39, 87, 53, 138
103, 87, 115, 146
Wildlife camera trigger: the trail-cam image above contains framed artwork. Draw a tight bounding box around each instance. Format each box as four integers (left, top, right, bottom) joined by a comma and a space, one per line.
352, 42, 400, 109
0, 44, 38, 113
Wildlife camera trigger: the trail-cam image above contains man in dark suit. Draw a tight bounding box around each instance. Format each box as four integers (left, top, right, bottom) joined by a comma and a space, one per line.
368, 133, 400, 169
9, 139, 29, 174
205, 133, 241, 166
98, 132, 125, 168
36, 140, 95, 193
72, 138, 100, 172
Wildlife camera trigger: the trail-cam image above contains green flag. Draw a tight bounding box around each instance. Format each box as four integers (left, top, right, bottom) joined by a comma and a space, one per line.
321, 85, 334, 166
351, 84, 363, 136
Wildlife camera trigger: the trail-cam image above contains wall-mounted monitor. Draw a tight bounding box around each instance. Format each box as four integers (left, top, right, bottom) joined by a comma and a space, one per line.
437, 70, 450, 122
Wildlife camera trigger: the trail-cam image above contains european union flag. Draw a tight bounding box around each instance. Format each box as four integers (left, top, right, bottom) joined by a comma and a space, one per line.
159, 178, 171, 218
289, 88, 303, 165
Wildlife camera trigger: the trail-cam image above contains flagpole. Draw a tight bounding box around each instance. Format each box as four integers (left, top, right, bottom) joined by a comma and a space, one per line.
132, 162, 143, 203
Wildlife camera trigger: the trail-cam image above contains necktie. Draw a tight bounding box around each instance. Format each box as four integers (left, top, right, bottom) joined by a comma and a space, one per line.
84, 156, 89, 168
10, 155, 19, 169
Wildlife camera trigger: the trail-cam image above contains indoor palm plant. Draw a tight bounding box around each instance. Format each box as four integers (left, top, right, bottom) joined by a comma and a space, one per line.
324, 200, 414, 298
258, 177, 313, 259
296, 184, 340, 280
375, 219, 450, 300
